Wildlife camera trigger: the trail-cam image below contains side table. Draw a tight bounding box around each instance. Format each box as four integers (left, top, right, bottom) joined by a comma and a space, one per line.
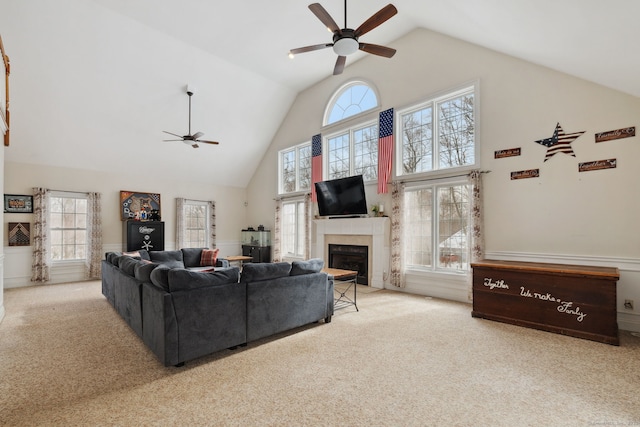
323, 267, 358, 312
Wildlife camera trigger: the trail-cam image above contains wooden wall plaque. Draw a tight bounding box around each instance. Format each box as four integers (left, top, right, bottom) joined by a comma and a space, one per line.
471, 260, 619, 345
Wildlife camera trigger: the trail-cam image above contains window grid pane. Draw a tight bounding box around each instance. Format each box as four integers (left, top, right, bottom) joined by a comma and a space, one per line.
404, 188, 433, 267
438, 93, 475, 169
353, 124, 378, 181
402, 107, 433, 174
298, 145, 311, 191
328, 133, 350, 179
282, 150, 296, 193
437, 185, 470, 271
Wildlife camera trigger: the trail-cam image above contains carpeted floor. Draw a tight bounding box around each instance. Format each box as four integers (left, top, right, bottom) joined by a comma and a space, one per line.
1, 281, 639, 426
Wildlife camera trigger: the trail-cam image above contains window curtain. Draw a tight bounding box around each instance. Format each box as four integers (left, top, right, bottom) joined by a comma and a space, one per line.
86, 192, 103, 279
208, 201, 216, 249
468, 169, 485, 301
304, 192, 311, 260
31, 187, 50, 283
175, 198, 185, 249
273, 199, 282, 262
390, 182, 406, 288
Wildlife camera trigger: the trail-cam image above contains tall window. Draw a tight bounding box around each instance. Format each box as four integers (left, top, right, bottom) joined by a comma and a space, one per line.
183, 201, 210, 248
326, 122, 378, 181
279, 142, 311, 194
404, 181, 470, 272
281, 199, 306, 258
49, 193, 88, 261
399, 86, 475, 177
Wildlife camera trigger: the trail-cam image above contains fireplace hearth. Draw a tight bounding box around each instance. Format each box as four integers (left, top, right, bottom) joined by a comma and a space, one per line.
328, 244, 368, 285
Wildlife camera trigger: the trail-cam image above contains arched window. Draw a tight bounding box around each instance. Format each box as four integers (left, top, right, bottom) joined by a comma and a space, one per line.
324, 81, 379, 126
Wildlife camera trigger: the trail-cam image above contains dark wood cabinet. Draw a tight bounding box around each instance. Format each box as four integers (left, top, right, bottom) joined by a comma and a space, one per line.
241, 229, 271, 263
124, 220, 164, 252
471, 259, 619, 345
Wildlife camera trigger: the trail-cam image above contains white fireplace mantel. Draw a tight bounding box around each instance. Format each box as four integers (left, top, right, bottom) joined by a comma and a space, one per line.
314, 217, 390, 289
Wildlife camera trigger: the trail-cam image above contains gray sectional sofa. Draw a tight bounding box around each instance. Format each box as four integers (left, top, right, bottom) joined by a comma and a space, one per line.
101, 249, 334, 367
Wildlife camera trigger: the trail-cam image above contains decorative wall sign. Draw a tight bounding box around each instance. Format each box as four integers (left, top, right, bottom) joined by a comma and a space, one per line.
510, 169, 539, 180
535, 122, 585, 162
494, 148, 521, 159
8, 222, 30, 246
4, 194, 33, 213
595, 127, 635, 143
120, 191, 161, 221
578, 158, 617, 172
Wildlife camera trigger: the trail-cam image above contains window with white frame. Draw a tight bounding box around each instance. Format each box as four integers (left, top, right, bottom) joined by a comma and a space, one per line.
182, 200, 210, 248
279, 142, 311, 194
326, 121, 378, 181
403, 181, 471, 272
281, 199, 306, 258
49, 192, 88, 261
324, 81, 379, 126
398, 86, 476, 177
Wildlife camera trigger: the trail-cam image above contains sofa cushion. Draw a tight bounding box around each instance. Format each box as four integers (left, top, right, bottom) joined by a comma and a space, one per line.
150, 265, 172, 291
167, 267, 240, 292
200, 248, 219, 266
119, 256, 140, 276
134, 261, 160, 283
241, 262, 292, 283
290, 258, 324, 276
122, 249, 150, 261
181, 248, 204, 268
149, 250, 184, 269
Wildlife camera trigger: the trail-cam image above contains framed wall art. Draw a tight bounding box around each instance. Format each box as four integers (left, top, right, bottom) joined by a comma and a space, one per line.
8, 222, 30, 246
4, 194, 33, 213
120, 191, 161, 221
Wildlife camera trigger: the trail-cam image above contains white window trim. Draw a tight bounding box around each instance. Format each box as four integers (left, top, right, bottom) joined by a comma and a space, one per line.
403, 176, 471, 276
323, 117, 379, 184
278, 140, 311, 196
183, 199, 211, 248
281, 197, 307, 260
395, 82, 480, 182
49, 190, 89, 264
323, 79, 381, 127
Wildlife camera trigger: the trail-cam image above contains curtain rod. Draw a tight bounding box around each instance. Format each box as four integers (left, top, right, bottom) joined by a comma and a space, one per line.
274, 192, 311, 202
396, 170, 491, 185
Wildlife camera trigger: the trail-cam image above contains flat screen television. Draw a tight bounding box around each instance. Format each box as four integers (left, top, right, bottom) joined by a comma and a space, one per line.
315, 175, 368, 218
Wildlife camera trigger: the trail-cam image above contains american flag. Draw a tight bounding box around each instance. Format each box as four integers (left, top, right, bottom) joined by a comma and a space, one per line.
377, 108, 394, 194
536, 122, 585, 162
311, 134, 322, 201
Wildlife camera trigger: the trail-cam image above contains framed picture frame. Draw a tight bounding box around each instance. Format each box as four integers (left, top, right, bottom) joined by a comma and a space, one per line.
119, 191, 161, 221
8, 222, 30, 246
4, 194, 33, 213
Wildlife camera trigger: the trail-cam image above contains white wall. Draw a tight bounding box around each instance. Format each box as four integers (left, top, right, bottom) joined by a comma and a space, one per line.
3, 162, 248, 288
247, 28, 640, 330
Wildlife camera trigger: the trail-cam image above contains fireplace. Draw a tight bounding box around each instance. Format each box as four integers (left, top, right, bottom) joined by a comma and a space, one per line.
314, 217, 390, 289
328, 244, 368, 285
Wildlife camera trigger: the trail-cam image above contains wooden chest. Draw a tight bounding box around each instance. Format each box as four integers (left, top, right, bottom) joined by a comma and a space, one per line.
471, 259, 620, 345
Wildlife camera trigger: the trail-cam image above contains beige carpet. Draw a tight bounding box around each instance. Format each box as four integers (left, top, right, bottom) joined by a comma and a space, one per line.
1, 281, 640, 426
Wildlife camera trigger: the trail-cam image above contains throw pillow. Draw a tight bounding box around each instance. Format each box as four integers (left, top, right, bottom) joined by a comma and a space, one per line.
200, 248, 220, 266
290, 258, 324, 276
149, 250, 185, 269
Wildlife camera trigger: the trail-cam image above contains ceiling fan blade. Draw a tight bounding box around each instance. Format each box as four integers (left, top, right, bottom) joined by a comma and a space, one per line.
333, 55, 346, 75
163, 139, 184, 142
163, 130, 184, 138
309, 3, 341, 34
192, 131, 204, 140
290, 43, 333, 55
354, 4, 397, 37
197, 140, 220, 145
359, 43, 396, 58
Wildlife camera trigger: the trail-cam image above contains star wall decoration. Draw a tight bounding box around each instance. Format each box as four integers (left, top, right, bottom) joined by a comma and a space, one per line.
535, 122, 585, 162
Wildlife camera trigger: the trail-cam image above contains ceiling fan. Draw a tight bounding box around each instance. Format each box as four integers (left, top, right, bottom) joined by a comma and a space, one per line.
289, 1, 397, 75
163, 88, 219, 148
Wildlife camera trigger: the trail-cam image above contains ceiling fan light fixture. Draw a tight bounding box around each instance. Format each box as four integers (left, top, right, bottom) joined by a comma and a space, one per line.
333, 37, 359, 56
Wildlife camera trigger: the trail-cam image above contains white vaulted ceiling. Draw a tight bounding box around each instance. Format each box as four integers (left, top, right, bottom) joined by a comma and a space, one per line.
1, 0, 638, 187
